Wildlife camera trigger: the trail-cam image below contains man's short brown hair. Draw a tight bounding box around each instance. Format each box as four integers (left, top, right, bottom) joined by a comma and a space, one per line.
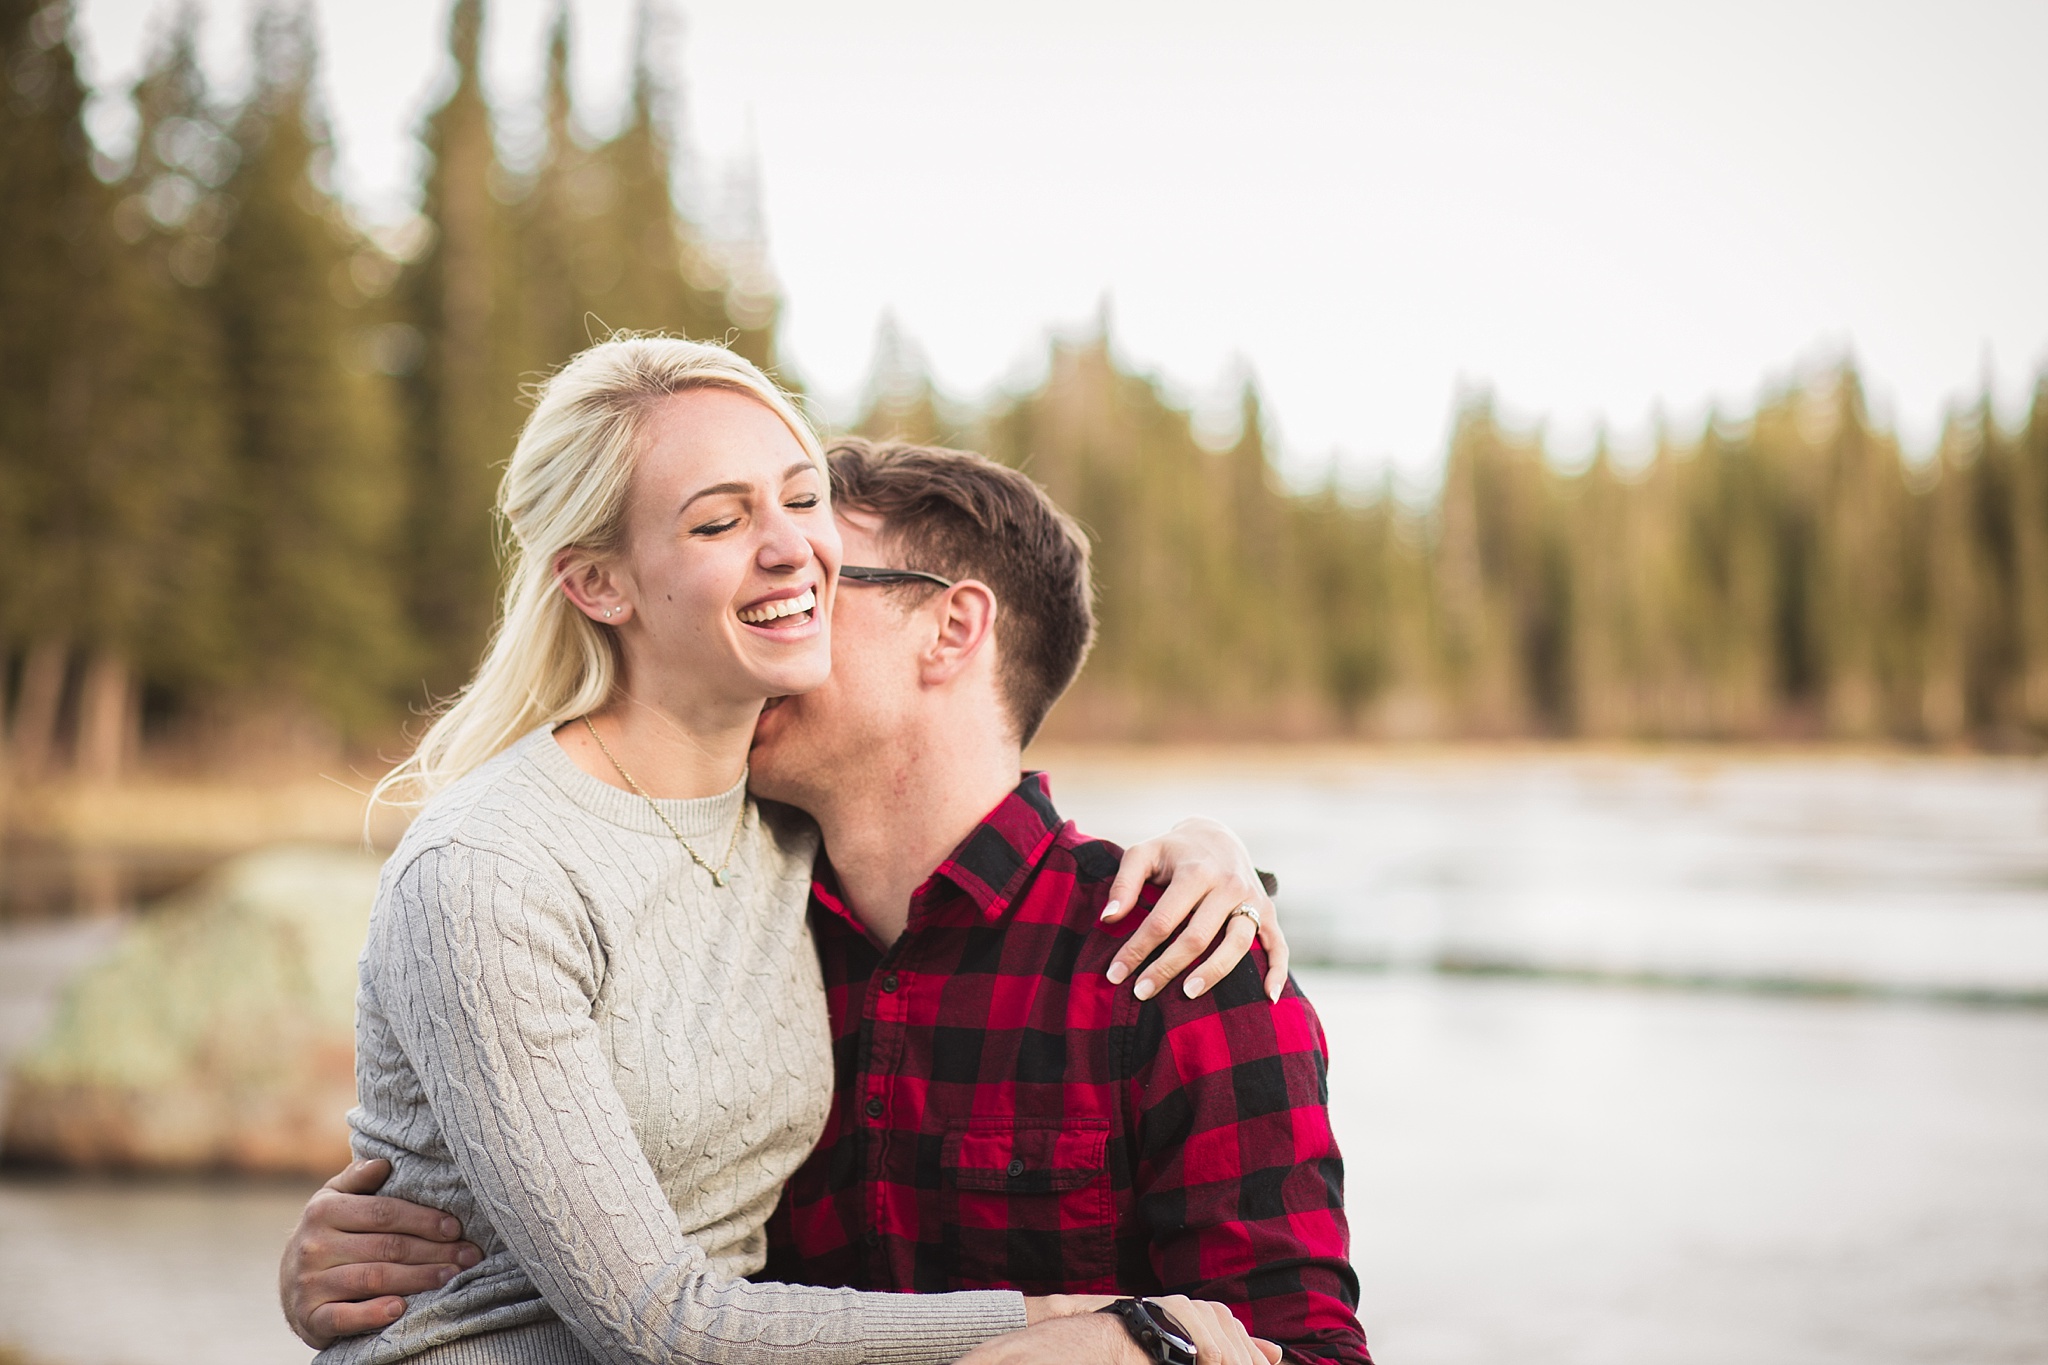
827, 438, 1095, 745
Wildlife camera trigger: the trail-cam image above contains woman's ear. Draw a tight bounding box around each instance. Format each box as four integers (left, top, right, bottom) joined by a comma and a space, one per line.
920, 580, 998, 684
554, 548, 633, 626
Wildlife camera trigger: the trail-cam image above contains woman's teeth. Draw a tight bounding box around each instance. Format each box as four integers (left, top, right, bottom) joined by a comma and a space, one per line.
736, 587, 817, 626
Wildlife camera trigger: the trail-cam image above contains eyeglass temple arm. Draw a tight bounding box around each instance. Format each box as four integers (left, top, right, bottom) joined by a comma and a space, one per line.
839, 565, 956, 588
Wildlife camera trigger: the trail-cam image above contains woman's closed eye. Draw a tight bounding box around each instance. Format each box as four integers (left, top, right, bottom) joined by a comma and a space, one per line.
692, 489, 815, 535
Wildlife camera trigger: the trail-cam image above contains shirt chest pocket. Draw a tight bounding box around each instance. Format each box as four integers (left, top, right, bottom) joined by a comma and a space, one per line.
939, 1119, 1116, 1293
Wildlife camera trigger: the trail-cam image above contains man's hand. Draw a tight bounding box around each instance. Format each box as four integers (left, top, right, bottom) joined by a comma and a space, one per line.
972, 1297, 1282, 1365
1105, 817, 1288, 1003
279, 1158, 481, 1349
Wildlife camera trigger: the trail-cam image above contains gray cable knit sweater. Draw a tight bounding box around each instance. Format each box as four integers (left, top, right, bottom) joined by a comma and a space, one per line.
321, 727, 1027, 1365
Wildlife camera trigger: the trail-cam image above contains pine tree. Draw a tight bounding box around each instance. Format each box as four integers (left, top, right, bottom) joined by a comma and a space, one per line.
1956, 388, 2027, 738
1292, 471, 1431, 733
1212, 381, 1316, 716
1920, 405, 1983, 740
0, 0, 103, 776
1794, 366, 1915, 737
576, 0, 765, 359
1433, 399, 1569, 734
2014, 376, 2048, 736
211, 2, 409, 733
395, 0, 518, 695
514, 0, 593, 376
68, 6, 239, 777
852, 314, 956, 445
1561, 438, 1638, 736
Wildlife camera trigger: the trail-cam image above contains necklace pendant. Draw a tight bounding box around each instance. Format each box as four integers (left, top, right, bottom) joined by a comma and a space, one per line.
711, 871, 727, 888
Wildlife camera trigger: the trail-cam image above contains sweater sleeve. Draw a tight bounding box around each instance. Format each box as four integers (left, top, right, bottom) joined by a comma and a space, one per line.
373, 838, 1026, 1365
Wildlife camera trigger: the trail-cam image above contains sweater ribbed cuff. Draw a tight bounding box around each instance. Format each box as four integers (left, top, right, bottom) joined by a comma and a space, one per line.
860, 1290, 1029, 1365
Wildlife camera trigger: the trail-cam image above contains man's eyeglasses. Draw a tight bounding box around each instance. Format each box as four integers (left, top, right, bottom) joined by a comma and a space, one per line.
840, 565, 955, 589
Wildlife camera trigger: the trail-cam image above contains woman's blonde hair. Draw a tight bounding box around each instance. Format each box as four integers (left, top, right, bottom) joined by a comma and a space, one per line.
373, 334, 823, 809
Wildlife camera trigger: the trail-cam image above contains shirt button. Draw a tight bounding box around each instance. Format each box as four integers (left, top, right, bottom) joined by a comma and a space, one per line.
881, 974, 899, 993
864, 1230, 881, 1249
1006, 1158, 1025, 1178
864, 1097, 884, 1119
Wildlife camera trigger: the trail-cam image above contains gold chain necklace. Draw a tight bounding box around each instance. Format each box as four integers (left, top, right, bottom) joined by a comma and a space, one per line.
581, 716, 745, 888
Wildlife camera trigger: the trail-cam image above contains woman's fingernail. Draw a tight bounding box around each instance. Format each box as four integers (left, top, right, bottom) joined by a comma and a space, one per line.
1101, 900, 1121, 920
1134, 979, 1157, 1001
1106, 962, 1129, 985
1184, 977, 1205, 998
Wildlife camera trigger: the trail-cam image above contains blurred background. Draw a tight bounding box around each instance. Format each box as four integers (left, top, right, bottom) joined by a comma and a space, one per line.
1, 0, 2045, 1362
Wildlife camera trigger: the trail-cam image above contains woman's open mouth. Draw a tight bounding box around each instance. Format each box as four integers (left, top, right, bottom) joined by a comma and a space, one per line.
736, 586, 817, 631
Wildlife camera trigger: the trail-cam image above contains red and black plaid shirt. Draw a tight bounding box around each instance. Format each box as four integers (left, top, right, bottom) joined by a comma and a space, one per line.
762, 775, 1370, 1365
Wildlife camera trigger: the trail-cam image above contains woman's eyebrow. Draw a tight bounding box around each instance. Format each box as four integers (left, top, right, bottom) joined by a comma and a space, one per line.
677, 462, 817, 515
678, 481, 750, 514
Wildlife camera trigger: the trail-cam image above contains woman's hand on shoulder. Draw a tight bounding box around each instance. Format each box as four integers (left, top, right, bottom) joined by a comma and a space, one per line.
1101, 818, 1286, 1004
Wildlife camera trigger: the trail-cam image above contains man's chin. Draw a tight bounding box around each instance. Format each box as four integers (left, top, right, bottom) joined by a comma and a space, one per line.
745, 744, 790, 797
746, 707, 799, 799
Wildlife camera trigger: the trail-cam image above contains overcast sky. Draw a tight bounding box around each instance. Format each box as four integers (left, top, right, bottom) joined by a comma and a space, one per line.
72, 0, 2048, 484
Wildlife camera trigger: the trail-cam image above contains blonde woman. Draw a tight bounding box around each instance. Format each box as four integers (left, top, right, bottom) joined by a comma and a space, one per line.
322, 336, 1280, 1365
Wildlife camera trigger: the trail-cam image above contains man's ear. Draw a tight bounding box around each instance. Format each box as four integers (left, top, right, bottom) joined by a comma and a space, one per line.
554, 548, 634, 626
919, 580, 998, 685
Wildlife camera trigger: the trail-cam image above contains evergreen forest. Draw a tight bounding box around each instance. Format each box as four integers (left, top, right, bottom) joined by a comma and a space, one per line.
3, 0, 2045, 779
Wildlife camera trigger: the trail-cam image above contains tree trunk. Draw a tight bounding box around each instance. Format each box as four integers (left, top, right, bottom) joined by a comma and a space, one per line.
75, 650, 138, 784
10, 639, 70, 779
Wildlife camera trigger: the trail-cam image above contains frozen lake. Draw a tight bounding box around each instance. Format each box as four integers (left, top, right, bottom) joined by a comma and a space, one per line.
1052, 750, 2048, 999
2, 752, 2045, 1363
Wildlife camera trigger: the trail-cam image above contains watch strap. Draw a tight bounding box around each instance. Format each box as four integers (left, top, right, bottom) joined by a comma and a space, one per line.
1098, 1297, 1198, 1365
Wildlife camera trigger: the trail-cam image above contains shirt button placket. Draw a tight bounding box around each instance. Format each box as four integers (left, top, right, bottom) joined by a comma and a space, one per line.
865, 945, 914, 1281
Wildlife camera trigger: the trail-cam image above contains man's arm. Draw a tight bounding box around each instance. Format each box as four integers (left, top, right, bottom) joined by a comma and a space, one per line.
1122, 956, 1372, 1365
279, 1159, 481, 1348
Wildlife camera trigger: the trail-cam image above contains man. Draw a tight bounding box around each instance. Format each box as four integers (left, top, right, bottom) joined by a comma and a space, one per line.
283, 440, 1370, 1365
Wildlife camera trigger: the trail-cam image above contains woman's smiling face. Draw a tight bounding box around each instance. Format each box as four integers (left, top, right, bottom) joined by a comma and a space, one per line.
602, 386, 840, 712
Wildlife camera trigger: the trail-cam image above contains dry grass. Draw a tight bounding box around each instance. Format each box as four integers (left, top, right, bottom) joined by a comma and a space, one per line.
1, 772, 410, 852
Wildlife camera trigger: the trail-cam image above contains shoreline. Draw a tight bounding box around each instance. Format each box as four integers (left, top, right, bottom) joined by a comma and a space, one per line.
0, 740, 2039, 855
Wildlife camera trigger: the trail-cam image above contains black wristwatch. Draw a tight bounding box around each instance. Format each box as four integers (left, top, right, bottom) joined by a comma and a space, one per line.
1098, 1297, 1198, 1365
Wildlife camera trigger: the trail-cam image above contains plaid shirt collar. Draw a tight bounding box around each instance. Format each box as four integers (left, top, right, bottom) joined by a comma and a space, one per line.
811, 771, 1068, 934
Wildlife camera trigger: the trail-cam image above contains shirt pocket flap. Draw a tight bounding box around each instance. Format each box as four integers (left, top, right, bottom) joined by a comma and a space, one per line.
942, 1120, 1109, 1194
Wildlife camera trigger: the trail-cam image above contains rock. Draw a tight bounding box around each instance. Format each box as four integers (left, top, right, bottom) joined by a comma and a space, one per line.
1, 844, 382, 1176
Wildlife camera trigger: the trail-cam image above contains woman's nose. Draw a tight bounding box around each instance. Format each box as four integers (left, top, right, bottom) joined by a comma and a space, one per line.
755, 502, 813, 571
